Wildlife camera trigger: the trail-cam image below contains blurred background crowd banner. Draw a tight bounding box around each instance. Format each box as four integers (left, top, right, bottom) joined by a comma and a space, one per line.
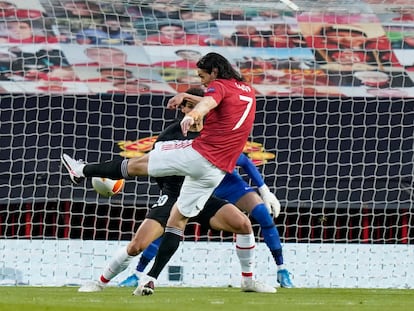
0, 0, 414, 97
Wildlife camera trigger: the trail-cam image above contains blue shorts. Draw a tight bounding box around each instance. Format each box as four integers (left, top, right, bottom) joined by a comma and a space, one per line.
213, 170, 255, 204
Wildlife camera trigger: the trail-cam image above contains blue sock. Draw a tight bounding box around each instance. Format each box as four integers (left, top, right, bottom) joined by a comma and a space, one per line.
136, 237, 162, 272
250, 203, 284, 265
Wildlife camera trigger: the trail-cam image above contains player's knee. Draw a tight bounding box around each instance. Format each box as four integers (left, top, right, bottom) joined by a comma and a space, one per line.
127, 239, 148, 256
126, 244, 139, 256
238, 215, 253, 234
128, 156, 148, 176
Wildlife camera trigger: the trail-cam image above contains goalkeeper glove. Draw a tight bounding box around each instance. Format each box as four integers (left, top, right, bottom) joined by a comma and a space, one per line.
258, 185, 281, 218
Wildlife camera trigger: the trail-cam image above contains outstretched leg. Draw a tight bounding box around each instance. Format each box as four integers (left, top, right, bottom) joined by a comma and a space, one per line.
61, 154, 149, 184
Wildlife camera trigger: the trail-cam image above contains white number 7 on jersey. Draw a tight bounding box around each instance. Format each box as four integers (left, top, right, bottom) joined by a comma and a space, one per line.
232, 95, 253, 130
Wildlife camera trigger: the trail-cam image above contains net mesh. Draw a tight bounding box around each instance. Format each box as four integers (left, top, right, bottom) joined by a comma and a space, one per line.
0, 0, 413, 287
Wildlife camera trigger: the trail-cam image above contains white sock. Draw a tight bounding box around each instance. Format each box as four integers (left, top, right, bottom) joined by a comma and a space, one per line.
236, 233, 255, 279
100, 246, 134, 284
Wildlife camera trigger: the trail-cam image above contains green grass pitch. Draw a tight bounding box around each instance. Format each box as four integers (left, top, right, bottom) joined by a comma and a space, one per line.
0, 287, 412, 311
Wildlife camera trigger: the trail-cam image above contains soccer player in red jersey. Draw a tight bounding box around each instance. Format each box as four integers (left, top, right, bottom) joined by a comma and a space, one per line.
61, 52, 256, 295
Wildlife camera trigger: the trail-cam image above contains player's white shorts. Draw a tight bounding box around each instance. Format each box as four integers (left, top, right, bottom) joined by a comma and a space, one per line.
148, 140, 225, 218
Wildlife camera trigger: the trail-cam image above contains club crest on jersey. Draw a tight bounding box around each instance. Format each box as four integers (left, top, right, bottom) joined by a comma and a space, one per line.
206, 87, 215, 92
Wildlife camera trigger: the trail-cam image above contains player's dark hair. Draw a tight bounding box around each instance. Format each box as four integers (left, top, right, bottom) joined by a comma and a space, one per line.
181, 87, 205, 107
197, 52, 244, 81
186, 87, 204, 97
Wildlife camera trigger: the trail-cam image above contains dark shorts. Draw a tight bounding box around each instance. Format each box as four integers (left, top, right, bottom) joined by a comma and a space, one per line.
191, 196, 228, 229
145, 192, 175, 228
146, 192, 228, 230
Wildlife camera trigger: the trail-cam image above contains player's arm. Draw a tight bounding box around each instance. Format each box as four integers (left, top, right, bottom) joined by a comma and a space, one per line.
180, 96, 218, 136
187, 95, 217, 119
167, 92, 204, 109
236, 153, 265, 187
237, 153, 281, 218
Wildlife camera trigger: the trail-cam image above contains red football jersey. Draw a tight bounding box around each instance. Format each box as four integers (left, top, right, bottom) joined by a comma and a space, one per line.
192, 78, 256, 173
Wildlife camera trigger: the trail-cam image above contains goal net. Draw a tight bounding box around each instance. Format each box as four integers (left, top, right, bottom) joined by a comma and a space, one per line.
0, 0, 413, 288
